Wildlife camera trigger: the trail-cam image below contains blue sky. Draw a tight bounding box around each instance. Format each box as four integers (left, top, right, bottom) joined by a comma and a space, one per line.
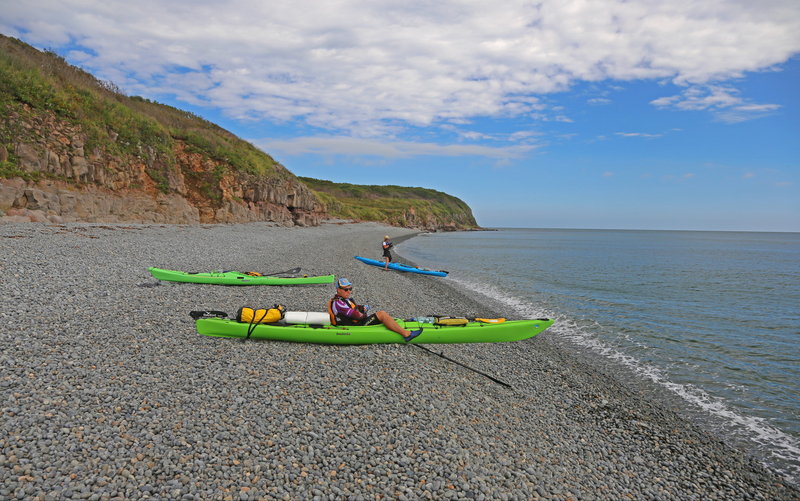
2, 0, 799, 231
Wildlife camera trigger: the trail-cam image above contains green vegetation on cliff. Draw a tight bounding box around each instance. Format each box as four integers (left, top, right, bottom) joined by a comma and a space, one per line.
0, 35, 288, 189
300, 177, 479, 230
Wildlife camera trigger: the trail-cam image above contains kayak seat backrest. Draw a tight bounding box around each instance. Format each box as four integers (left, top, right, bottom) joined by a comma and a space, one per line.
327, 299, 337, 326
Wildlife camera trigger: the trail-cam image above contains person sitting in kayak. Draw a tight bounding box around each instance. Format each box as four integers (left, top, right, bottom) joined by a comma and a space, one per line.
328, 277, 422, 342
382, 235, 393, 270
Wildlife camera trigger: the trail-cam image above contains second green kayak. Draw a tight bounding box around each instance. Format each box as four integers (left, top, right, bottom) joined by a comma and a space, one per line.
149, 267, 335, 285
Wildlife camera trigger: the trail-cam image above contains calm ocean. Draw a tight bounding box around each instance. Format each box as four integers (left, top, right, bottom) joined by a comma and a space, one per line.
398, 228, 800, 485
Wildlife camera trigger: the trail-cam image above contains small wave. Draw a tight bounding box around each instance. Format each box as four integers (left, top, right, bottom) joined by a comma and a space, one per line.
448, 274, 800, 485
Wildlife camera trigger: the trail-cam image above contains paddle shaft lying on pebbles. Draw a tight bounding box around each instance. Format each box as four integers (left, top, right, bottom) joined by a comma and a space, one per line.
1, 221, 797, 500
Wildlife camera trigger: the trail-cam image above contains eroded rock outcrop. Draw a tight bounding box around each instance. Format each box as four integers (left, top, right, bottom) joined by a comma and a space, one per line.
1, 107, 325, 225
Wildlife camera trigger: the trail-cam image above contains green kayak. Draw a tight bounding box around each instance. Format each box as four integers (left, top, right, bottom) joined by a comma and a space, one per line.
149, 267, 335, 285
194, 316, 553, 344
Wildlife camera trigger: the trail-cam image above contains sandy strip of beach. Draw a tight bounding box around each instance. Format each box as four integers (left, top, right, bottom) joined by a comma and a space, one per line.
1, 221, 796, 500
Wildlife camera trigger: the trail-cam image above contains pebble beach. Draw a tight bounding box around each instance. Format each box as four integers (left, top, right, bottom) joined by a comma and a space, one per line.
1, 221, 797, 501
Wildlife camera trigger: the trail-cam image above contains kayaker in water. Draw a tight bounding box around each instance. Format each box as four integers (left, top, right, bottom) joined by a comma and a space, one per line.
382, 235, 393, 270
327, 277, 423, 341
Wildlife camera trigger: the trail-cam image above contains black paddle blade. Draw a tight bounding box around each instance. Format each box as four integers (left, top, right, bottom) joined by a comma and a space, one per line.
189, 310, 228, 320
264, 266, 302, 276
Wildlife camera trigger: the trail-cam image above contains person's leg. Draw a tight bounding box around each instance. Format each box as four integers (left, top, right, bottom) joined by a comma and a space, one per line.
374, 310, 407, 335
375, 310, 422, 340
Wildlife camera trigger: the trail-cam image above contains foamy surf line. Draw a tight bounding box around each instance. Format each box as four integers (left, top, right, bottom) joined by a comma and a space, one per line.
446, 274, 800, 486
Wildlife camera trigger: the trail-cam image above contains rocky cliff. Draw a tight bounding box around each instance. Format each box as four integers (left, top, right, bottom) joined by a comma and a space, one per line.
0, 105, 324, 225
0, 35, 325, 225
1, 35, 480, 230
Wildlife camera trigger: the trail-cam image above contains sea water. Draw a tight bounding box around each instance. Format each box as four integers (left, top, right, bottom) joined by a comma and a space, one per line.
398, 228, 800, 485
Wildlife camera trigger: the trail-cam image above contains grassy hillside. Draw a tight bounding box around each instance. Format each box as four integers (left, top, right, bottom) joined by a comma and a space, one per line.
300, 177, 480, 230
0, 35, 289, 187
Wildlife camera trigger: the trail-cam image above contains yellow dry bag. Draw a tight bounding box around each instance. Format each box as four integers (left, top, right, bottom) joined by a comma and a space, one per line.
236, 304, 286, 324
434, 316, 469, 326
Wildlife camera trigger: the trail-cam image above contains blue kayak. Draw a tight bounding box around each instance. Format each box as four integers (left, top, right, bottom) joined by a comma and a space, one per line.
354, 256, 448, 277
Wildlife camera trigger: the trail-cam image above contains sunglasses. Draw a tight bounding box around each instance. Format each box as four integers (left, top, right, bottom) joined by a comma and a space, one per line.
339, 287, 352, 291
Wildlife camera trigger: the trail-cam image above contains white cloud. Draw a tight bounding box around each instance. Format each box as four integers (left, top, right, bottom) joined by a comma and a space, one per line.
614, 132, 663, 139
508, 130, 541, 142
435, 124, 543, 144
716, 104, 783, 123
651, 84, 783, 122
257, 136, 538, 161
735, 104, 782, 113
2, 0, 799, 134
651, 85, 743, 110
